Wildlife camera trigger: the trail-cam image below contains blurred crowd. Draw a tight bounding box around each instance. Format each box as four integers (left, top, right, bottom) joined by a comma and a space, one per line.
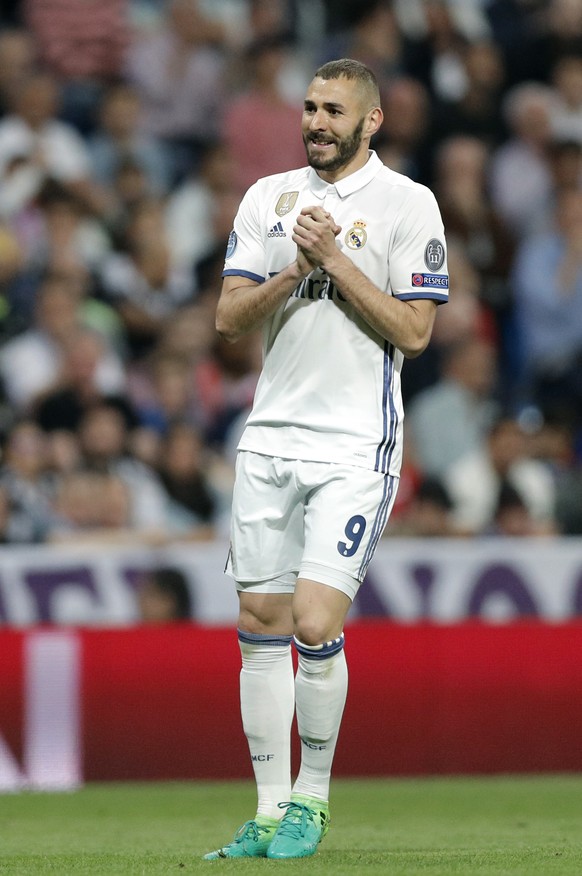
0, 0, 581, 545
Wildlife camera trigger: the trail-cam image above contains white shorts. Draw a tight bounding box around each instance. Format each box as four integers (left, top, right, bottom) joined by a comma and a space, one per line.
226, 451, 399, 601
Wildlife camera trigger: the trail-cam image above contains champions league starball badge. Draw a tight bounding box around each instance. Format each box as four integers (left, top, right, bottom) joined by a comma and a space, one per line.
424, 238, 445, 272
226, 229, 237, 258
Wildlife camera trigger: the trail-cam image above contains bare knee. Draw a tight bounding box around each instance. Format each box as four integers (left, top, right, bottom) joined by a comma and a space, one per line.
293, 579, 351, 644
293, 617, 332, 646
238, 591, 293, 636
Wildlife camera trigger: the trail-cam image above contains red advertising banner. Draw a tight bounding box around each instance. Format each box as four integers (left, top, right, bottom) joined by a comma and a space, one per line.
1, 622, 582, 790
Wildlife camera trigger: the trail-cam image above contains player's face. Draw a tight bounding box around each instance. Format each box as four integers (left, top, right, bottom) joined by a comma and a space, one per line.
302, 76, 372, 179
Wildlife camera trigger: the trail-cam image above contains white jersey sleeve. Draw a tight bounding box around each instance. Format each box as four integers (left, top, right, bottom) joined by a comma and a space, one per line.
223, 181, 267, 284
389, 185, 448, 303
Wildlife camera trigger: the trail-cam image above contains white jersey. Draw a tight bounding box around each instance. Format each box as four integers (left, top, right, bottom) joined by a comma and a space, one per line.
223, 151, 448, 477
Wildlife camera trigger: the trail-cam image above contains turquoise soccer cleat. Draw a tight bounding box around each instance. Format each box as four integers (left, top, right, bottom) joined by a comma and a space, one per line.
266, 794, 330, 859
203, 816, 279, 859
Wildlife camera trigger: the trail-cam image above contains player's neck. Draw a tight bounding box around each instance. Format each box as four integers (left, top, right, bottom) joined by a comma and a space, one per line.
315, 147, 371, 185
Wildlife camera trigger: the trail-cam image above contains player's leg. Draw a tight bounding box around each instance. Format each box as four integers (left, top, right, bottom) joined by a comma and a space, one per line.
204, 591, 294, 860
292, 577, 351, 802
267, 578, 350, 860
268, 462, 398, 859
204, 453, 303, 860
238, 590, 295, 819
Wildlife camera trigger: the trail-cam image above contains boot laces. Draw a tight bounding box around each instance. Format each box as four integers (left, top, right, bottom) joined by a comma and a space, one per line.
234, 820, 271, 844
276, 802, 315, 838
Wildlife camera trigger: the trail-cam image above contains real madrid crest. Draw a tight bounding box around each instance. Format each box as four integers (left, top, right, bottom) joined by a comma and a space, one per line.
275, 191, 299, 217
345, 219, 367, 250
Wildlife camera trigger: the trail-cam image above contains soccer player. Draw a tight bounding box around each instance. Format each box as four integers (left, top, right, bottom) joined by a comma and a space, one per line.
204, 58, 448, 860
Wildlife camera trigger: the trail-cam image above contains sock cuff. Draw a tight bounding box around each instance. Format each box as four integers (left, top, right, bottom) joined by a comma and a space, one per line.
293, 632, 345, 659
237, 628, 293, 647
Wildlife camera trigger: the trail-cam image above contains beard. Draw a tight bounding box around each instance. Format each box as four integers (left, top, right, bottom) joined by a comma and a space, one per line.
304, 116, 366, 172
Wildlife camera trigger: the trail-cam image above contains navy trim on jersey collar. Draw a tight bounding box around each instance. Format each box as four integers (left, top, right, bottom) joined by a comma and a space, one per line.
308, 150, 382, 199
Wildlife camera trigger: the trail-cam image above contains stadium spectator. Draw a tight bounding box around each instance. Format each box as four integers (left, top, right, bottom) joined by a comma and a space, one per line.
151, 299, 218, 377
221, 0, 309, 104
432, 134, 515, 341
22, 0, 129, 135
0, 28, 37, 120
0, 220, 24, 338
87, 82, 171, 197
546, 137, 582, 197
155, 421, 218, 534
75, 400, 170, 531
375, 76, 433, 184
33, 327, 129, 433
190, 195, 241, 290
0, 71, 112, 220
98, 198, 196, 361
129, 350, 201, 439
137, 566, 194, 622
394, 0, 491, 48
0, 483, 34, 543
0, 419, 61, 542
164, 141, 239, 274
0, 272, 122, 412
16, 182, 113, 294
488, 81, 556, 238
430, 240, 496, 350
529, 405, 582, 535
193, 331, 261, 448
124, 0, 226, 183
51, 468, 110, 532
511, 186, 582, 420
388, 475, 457, 538
221, 33, 305, 195
487, 478, 545, 537
401, 0, 488, 102
429, 39, 507, 149
444, 415, 557, 536
105, 156, 156, 245
316, 1, 408, 93
549, 54, 582, 144
71, 402, 221, 541
49, 467, 171, 545
406, 335, 500, 478
505, 0, 582, 85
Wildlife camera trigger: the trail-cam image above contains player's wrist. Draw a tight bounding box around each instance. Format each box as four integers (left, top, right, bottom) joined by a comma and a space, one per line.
287, 260, 311, 283
320, 247, 346, 278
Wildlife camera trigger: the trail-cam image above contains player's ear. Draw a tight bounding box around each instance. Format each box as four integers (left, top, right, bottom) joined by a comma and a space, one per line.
366, 107, 383, 138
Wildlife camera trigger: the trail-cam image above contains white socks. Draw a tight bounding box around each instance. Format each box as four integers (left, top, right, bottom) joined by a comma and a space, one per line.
292, 635, 348, 802
238, 631, 294, 819
238, 630, 347, 814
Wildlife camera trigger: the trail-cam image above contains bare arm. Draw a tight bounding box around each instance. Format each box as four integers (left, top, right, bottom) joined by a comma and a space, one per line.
215, 263, 306, 344
216, 212, 341, 343
293, 206, 438, 358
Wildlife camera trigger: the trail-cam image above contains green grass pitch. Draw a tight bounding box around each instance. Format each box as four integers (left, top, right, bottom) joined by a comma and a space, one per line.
1, 776, 582, 874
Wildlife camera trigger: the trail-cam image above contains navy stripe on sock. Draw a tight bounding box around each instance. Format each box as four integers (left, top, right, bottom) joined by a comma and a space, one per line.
237, 629, 293, 647
293, 633, 345, 660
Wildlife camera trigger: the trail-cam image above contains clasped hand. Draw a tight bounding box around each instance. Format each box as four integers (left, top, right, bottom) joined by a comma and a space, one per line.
292, 206, 342, 275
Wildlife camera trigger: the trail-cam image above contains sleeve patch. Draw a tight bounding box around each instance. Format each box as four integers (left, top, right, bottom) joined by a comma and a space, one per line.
412, 273, 449, 289
225, 229, 237, 259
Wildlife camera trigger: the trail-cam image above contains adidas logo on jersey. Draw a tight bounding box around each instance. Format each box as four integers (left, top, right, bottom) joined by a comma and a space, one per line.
267, 221, 286, 238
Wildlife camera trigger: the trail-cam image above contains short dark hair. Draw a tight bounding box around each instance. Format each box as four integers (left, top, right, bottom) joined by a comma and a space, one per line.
416, 477, 453, 511
152, 567, 192, 620
313, 58, 380, 109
